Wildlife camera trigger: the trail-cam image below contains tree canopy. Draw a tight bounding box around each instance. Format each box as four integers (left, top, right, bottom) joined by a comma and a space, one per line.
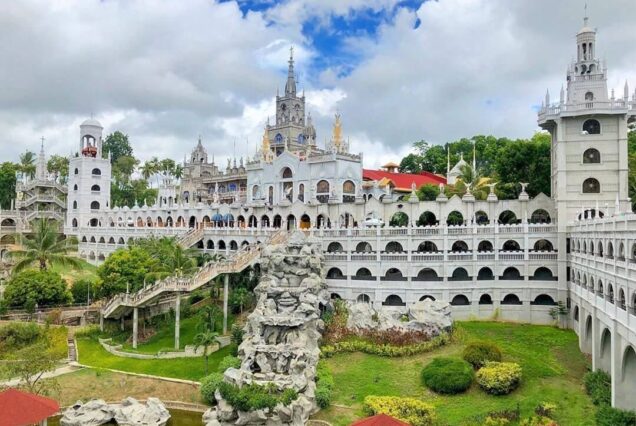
3, 269, 72, 308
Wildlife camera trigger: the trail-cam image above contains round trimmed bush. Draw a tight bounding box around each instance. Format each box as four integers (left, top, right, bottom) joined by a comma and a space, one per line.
463, 341, 502, 369
421, 357, 474, 394
476, 362, 522, 395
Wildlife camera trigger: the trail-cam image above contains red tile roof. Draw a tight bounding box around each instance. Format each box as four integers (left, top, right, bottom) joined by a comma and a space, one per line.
363, 169, 446, 192
0, 388, 59, 426
350, 413, 411, 426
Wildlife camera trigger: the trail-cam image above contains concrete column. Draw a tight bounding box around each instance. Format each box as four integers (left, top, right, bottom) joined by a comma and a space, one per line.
120, 316, 125, 331
99, 312, 104, 332
175, 293, 181, 350
610, 321, 619, 408
223, 274, 229, 335
132, 307, 138, 349
591, 312, 599, 371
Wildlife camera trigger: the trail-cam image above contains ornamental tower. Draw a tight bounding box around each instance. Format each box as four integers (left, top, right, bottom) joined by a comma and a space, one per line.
66, 118, 112, 234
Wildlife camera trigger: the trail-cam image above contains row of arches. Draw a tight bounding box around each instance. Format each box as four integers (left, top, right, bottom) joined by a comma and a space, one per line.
333, 293, 556, 307
327, 266, 556, 281
328, 239, 555, 253
571, 238, 635, 262
571, 269, 635, 313
390, 209, 552, 227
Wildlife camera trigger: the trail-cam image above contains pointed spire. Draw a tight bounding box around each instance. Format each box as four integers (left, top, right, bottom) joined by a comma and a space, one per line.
624, 80, 629, 100
284, 46, 296, 96
36, 136, 47, 181
560, 85, 565, 104
545, 89, 550, 106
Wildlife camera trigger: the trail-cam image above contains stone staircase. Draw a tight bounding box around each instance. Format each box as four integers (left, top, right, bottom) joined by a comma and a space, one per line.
102, 230, 288, 319
67, 338, 77, 362
175, 227, 205, 248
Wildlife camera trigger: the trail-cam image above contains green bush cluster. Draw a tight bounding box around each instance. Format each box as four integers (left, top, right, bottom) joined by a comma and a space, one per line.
583, 370, 611, 406
321, 334, 448, 358
4, 270, 71, 309
218, 382, 297, 412
0, 322, 41, 352
315, 361, 334, 409
462, 341, 502, 369
421, 357, 474, 394
595, 405, 636, 426
363, 395, 435, 426
218, 355, 241, 372
476, 362, 522, 395
200, 372, 224, 404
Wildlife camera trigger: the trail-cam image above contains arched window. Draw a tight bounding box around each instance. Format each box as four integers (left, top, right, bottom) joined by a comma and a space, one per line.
582, 119, 601, 135
90, 201, 100, 210
73, 184, 78, 191
533, 240, 554, 251
316, 180, 330, 203
416, 268, 439, 281
343, 181, 355, 203
502, 240, 521, 251
384, 268, 404, 280
383, 295, 405, 306
298, 183, 305, 202
356, 242, 373, 252
354, 268, 372, 279
73, 200, 78, 209
475, 210, 489, 225
618, 289, 626, 310
91, 184, 100, 192
501, 294, 522, 305
583, 148, 600, 163
477, 241, 493, 252
74, 168, 79, 175
389, 212, 409, 227
327, 242, 344, 252
450, 267, 469, 281
417, 241, 437, 253
451, 295, 470, 306
502, 267, 522, 280
532, 267, 555, 280
419, 295, 436, 302
326, 268, 344, 279
385, 241, 403, 252
91, 168, 101, 176
585, 91, 594, 101
72, 218, 78, 228
582, 177, 600, 194
530, 209, 551, 224
498, 210, 518, 225
446, 211, 464, 226
479, 294, 493, 305
532, 294, 557, 305
477, 267, 494, 280
281, 167, 293, 179
416, 211, 437, 227
451, 241, 469, 252
357, 294, 371, 303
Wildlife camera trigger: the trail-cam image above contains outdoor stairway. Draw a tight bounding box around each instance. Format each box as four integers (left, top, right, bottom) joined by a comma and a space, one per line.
176, 227, 205, 248
101, 230, 288, 319
67, 338, 77, 362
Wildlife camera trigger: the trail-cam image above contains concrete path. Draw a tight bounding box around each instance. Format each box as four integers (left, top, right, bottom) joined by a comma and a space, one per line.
1, 364, 82, 387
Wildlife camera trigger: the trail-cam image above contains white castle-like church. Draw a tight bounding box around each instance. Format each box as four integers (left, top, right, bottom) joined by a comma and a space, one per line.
1, 18, 634, 409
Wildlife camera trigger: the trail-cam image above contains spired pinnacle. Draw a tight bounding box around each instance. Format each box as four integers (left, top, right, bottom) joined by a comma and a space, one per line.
285, 45, 296, 96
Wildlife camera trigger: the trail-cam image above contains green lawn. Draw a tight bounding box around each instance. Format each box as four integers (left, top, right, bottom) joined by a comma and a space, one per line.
50, 259, 98, 284
313, 321, 596, 426
77, 337, 232, 381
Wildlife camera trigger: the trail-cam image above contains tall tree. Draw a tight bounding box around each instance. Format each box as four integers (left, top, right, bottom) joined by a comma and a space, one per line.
103, 131, 133, 163
18, 150, 36, 179
193, 330, 221, 374
9, 219, 81, 272
0, 162, 18, 209
47, 155, 69, 184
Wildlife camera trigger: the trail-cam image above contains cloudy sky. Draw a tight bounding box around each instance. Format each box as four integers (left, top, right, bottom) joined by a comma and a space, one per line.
1, 0, 636, 168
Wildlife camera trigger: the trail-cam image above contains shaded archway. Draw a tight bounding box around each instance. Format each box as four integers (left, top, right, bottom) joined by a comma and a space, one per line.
355, 242, 373, 252
616, 346, 636, 409
501, 294, 522, 305
450, 267, 470, 281
384, 268, 404, 281
354, 268, 372, 280
419, 295, 436, 302
477, 241, 493, 252
415, 268, 439, 281
389, 211, 409, 227
534, 239, 554, 251
502, 240, 521, 251
383, 295, 405, 306
416, 211, 437, 227
286, 214, 296, 230
356, 294, 371, 303
530, 209, 551, 224
417, 241, 438, 253
498, 210, 518, 225
475, 210, 489, 225
501, 267, 522, 280
479, 294, 493, 305
446, 211, 464, 226
327, 242, 344, 252
326, 267, 344, 279
451, 241, 468, 252
599, 328, 612, 373
385, 241, 403, 252
477, 267, 494, 280
451, 295, 470, 306
531, 294, 557, 305
532, 267, 555, 280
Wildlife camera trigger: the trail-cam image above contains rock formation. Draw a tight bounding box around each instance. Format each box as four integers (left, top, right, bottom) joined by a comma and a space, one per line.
205, 231, 330, 425
60, 397, 170, 426
346, 299, 452, 335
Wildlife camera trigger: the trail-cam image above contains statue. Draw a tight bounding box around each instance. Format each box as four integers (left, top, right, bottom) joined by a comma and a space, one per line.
519, 182, 529, 194
487, 182, 497, 194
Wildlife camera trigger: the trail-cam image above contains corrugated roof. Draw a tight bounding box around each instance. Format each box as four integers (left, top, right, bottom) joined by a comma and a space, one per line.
0, 388, 60, 426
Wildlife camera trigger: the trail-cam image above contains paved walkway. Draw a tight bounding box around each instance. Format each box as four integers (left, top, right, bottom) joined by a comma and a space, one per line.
1, 364, 82, 387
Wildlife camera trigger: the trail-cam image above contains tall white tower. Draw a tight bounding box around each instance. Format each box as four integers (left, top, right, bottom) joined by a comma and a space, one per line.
66, 118, 112, 234
538, 17, 635, 223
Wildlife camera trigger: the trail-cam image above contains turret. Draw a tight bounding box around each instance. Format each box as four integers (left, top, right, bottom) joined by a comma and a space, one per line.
79, 118, 103, 158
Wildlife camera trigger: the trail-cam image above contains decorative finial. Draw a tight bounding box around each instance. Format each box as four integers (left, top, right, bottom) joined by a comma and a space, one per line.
583, 2, 588, 27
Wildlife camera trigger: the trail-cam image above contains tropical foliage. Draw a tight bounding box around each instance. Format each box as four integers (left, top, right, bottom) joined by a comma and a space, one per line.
3, 269, 72, 308
193, 329, 221, 374
9, 219, 80, 272
363, 395, 436, 426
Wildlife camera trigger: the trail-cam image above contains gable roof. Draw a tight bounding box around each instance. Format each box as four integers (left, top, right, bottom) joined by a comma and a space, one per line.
363, 169, 446, 192
350, 413, 411, 426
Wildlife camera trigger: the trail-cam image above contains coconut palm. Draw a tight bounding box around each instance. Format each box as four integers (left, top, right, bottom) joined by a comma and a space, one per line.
10, 219, 81, 272
458, 164, 493, 200
167, 245, 198, 277
139, 160, 158, 185
19, 151, 37, 180
193, 330, 221, 374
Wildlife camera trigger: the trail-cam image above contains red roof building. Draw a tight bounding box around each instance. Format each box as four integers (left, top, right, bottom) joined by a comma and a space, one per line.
0, 388, 60, 426
363, 168, 446, 193
350, 413, 411, 426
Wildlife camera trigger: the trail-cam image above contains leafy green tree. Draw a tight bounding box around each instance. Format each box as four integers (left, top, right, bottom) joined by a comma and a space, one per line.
3, 270, 71, 308
18, 150, 36, 179
389, 211, 409, 227
194, 330, 221, 374
71, 278, 97, 305
112, 155, 138, 184
103, 131, 133, 163
47, 155, 69, 184
415, 184, 440, 201
493, 132, 550, 197
197, 304, 222, 333
96, 247, 158, 298
0, 162, 18, 209
230, 287, 253, 315
399, 153, 424, 174
9, 219, 80, 272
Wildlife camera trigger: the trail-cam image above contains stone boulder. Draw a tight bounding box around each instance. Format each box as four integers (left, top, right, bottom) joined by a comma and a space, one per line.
407, 299, 453, 333
60, 399, 115, 426
113, 397, 170, 426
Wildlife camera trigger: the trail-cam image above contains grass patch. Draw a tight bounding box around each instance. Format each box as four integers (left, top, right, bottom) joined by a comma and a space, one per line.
314, 321, 595, 426
77, 337, 231, 381
50, 259, 98, 285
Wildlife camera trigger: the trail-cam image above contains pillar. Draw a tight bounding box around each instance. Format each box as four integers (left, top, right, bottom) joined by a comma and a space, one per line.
99, 312, 104, 332
175, 293, 181, 350
120, 316, 125, 331
132, 307, 138, 349
223, 274, 229, 335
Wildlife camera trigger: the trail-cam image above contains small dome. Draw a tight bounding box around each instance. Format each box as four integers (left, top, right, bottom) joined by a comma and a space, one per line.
577, 26, 594, 35
81, 118, 103, 128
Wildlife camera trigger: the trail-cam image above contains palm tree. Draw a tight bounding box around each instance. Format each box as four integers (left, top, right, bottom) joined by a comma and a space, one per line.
193, 330, 221, 374
197, 304, 222, 332
19, 151, 37, 180
139, 160, 158, 185
10, 219, 81, 272
173, 164, 184, 180
458, 164, 493, 200
167, 245, 198, 277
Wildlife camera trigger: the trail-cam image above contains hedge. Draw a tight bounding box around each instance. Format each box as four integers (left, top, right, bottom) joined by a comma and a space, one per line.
476, 362, 522, 395
218, 355, 241, 372
218, 382, 297, 412
462, 341, 502, 369
595, 406, 636, 426
363, 395, 435, 426
583, 370, 611, 406
200, 372, 223, 404
315, 361, 334, 409
421, 357, 474, 394
321, 334, 448, 358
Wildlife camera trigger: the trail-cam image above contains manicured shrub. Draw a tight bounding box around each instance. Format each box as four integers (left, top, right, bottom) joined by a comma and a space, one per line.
321, 334, 448, 358
421, 357, 474, 394
363, 395, 435, 426
218, 355, 241, 372
315, 361, 334, 409
583, 370, 611, 406
476, 362, 522, 395
462, 341, 502, 369
595, 406, 636, 426
200, 372, 223, 404
218, 382, 298, 412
